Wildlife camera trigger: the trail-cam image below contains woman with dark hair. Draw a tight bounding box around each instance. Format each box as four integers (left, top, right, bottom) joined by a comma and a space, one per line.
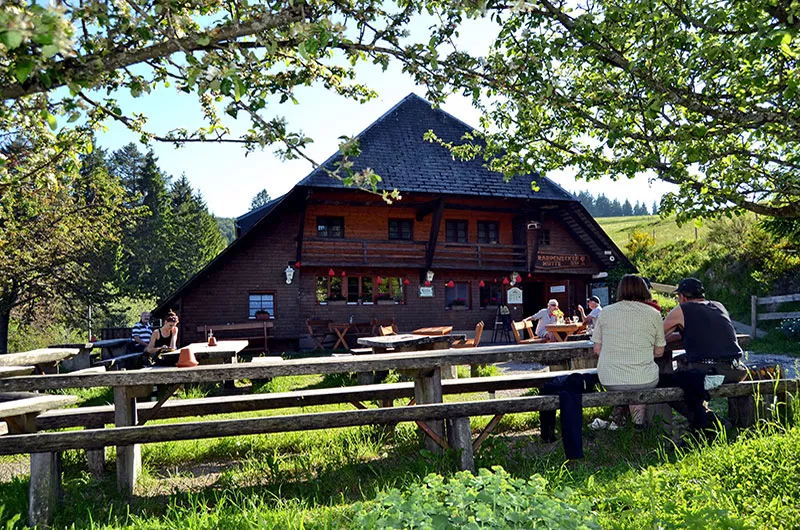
593, 274, 666, 428
145, 310, 179, 357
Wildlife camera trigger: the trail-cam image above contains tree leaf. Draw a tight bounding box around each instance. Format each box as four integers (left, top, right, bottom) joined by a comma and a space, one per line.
2, 30, 24, 50
14, 60, 35, 83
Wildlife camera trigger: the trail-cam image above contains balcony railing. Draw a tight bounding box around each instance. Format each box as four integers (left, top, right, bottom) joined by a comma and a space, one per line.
302, 238, 527, 270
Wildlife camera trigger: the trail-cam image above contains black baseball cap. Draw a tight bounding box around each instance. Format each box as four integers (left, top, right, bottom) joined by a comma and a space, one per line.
672, 277, 705, 298
587, 296, 601, 304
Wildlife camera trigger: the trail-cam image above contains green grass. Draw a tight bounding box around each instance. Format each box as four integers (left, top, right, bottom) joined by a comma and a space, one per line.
597, 215, 712, 252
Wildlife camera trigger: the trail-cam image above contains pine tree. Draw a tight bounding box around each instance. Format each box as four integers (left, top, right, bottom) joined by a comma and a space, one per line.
166, 175, 226, 295
622, 199, 633, 216
250, 189, 272, 210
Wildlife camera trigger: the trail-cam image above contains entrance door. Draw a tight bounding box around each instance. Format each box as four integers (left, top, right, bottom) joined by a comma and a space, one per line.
522, 282, 545, 317
545, 280, 572, 315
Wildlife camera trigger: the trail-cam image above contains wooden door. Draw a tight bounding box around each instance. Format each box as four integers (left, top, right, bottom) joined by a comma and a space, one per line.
544, 280, 571, 316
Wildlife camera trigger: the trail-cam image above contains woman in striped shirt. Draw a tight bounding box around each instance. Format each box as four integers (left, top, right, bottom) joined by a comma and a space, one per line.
592, 275, 666, 427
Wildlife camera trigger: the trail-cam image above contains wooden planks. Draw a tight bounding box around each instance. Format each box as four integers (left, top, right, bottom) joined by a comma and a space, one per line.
0, 393, 77, 418
0, 366, 35, 378
36, 369, 599, 430
4, 379, 798, 455
0, 348, 79, 367
0, 341, 600, 392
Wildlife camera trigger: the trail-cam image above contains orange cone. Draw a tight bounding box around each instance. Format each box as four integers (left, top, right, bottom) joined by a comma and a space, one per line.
177, 347, 199, 368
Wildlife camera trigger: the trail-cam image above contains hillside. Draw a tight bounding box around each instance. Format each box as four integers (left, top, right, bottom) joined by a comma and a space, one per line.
597, 215, 712, 252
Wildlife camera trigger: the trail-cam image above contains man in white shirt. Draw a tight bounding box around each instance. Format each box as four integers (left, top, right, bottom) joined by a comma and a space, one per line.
527, 299, 561, 340
578, 296, 603, 328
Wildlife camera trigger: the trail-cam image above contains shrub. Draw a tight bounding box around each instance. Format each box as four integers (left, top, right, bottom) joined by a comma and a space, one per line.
625, 229, 656, 265
351, 466, 599, 529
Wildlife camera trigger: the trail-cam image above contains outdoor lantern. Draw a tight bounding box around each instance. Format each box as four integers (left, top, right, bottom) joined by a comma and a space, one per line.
403, 278, 410, 286
502, 277, 510, 285
328, 268, 335, 277
341, 270, 347, 277
426, 270, 435, 283
446, 280, 455, 288
478, 280, 485, 288
424, 280, 431, 287
295, 261, 301, 268
284, 264, 295, 284
376, 276, 383, 285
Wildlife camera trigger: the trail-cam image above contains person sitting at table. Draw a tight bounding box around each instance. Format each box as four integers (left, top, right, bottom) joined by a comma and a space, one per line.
577, 296, 603, 328
145, 311, 179, 361
525, 299, 561, 341
593, 274, 666, 429
129, 311, 152, 353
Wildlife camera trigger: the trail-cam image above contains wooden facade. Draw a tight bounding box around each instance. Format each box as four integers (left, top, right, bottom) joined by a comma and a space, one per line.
156, 95, 632, 348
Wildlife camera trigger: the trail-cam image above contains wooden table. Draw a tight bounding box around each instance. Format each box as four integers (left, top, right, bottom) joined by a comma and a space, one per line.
328, 322, 371, 351
0, 348, 80, 375
159, 340, 249, 365
50, 339, 131, 371
545, 323, 582, 342
412, 326, 454, 336
0, 340, 596, 497
0, 392, 78, 526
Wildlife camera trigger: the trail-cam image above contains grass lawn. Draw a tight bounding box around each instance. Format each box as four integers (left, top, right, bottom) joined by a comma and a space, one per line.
1, 373, 798, 529
596, 215, 713, 252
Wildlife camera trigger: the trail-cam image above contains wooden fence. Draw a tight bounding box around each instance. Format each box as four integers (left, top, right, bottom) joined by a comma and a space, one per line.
751, 293, 800, 338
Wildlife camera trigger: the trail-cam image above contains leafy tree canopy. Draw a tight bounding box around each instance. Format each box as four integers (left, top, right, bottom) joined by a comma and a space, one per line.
0, 0, 420, 201
411, 0, 800, 221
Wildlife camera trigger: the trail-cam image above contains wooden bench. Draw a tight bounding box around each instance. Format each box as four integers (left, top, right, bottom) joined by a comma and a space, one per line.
4, 379, 797, 490
197, 322, 272, 354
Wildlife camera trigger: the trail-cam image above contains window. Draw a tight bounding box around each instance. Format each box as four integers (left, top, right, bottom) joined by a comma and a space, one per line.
479, 282, 503, 308
375, 277, 406, 303
321, 275, 406, 305
477, 221, 499, 244
445, 281, 471, 310
249, 293, 275, 319
445, 220, 468, 243
539, 229, 551, 246
317, 216, 344, 238
315, 276, 344, 303
389, 219, 413, 240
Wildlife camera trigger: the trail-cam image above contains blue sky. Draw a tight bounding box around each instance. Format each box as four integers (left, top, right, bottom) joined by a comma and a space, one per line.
95, 15, 677, 218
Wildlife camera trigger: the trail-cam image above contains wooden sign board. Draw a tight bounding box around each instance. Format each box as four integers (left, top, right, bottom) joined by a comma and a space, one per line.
537, 253, 590, 269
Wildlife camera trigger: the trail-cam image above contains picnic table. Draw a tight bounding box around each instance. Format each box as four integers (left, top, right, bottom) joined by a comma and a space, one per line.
50, 339, 131, 371
0, 340, 599, 494
328, 322, 372, 351
0, 348, 80, 375
158, 340, 249, 365
412, 326, 454, 336
544, 323, 583, 342
0, 391, 78, 524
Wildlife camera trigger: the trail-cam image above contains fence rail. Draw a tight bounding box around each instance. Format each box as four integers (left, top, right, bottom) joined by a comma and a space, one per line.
751, 293, 800, 338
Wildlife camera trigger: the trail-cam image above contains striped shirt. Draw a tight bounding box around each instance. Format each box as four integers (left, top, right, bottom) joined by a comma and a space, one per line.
131, 321, 152, 344
593, 301, 666, 387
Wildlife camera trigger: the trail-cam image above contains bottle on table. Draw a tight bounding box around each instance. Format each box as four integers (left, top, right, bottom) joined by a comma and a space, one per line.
208, 329, 217, 346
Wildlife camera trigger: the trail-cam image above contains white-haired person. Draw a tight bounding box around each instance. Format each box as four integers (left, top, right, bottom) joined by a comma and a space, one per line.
526, 299, 561, 341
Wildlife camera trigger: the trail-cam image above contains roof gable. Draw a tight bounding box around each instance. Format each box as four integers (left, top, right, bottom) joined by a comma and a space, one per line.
298, 93, 575, 201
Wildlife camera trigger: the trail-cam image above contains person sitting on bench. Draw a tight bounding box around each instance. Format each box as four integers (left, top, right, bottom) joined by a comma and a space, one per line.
525, 299, 561, 341
145, 311, 179, 365
129, 311, 152, 353
593, 274, 666, 428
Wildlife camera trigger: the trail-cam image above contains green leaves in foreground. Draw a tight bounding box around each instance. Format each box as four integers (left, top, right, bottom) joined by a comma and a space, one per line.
351, 466, 599, 529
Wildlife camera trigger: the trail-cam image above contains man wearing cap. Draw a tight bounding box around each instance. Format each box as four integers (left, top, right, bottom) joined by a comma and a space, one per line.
526, 299, 561, 341
577, 296, 603, 328
663, 277, 747, 382
664, 277, 751, 432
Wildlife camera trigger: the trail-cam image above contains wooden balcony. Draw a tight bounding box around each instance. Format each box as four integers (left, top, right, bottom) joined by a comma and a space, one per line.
302, 238, 526, 270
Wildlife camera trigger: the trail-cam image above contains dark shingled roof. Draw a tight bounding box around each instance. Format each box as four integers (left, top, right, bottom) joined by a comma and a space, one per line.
236, 194, 285, 236
298, 93, 576, 201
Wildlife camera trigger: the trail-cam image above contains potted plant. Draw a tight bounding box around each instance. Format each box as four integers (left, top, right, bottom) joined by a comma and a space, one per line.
254, 310, 270, 321
375, 292, 393, 305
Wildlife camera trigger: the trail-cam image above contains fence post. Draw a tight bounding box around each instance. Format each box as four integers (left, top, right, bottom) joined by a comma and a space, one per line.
750, 295, 758, 339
